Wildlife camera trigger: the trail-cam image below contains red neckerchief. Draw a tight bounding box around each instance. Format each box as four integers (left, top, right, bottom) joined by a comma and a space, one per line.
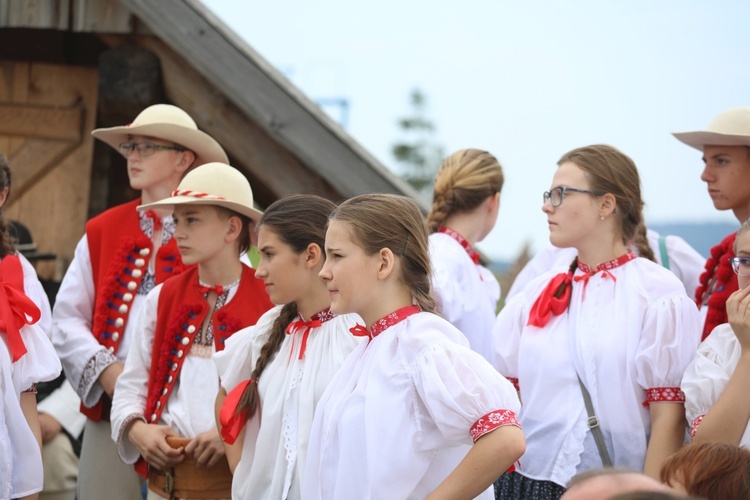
438, 227, 480, 264
695, 232, 737, 340
0, 256, 41, 361
527, 250, 636, 328
144, 210, 162, 232
198, 284, 224, 296
349, 305, 420, 340
286, 307, 335, 360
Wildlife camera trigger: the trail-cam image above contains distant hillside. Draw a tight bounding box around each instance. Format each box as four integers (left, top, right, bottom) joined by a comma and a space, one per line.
486, 220, 738, 275
649, 221, 739, 258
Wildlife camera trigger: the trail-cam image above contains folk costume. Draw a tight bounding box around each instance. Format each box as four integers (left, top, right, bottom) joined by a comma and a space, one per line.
303, 308, 521, 500
493, 253, 700, 498
50, 104, 229, 500
681, 323, 750, 446
214, 307, 363, 500
110, 264, 272, 494
429, 227, 500, 362
0, 254, 61, 500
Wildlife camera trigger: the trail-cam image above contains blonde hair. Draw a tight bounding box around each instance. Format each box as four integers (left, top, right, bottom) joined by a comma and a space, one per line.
330, 194, 436, 313
427, 148, 503, 232
558, 144, 655, 262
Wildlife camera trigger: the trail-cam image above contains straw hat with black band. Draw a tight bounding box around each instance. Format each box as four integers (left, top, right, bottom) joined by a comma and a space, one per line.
672, 106, 750, 151
91, 104, 228, 165
137, 162, 263, 222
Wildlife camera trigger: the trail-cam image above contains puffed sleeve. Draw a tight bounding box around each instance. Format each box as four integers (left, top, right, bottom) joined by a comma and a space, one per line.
213, 306, 282, 392
412, 341, 521, 450
492, 293, 526, 389
635, 293, 701, 405
681, 325, 736, 436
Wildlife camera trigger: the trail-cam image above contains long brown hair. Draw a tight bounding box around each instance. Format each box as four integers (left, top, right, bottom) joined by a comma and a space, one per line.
0, 155, 15, 258
660, 442, 750, 499
427, 148, 503, 233
557, 144, 655, 262
234, 194, 336, 422
330, 194, 436, 313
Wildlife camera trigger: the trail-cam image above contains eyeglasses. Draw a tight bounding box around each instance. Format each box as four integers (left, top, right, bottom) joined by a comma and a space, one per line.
729, 256, 750, 276
118, 142, 186, 158
543, 186, 603, 207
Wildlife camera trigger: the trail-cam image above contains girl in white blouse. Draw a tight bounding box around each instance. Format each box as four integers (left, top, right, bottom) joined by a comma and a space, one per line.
427, 149, 503, 362
682, 218, 750, 447
304, 194, 524, 500
0, 156, 61, 500
493, 145, 700, 499
214, 195, 363, 500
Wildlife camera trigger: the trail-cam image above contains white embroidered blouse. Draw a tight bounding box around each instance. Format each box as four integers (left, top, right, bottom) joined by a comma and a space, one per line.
303, 310, 521, 500
494, 256, 700, 487
213, 306, 363, 500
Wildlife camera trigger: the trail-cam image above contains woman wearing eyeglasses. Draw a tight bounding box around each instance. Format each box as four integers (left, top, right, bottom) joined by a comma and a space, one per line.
492, 144, 701, 500
681, 219, 750, 448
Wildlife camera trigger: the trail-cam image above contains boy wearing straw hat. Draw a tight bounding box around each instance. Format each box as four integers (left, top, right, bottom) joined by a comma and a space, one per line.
110, 162, 273, 500
51, 104, 228, 499
673, 106, 750, 339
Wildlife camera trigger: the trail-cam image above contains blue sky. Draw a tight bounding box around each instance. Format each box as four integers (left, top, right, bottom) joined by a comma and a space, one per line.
202, 0, 750, 260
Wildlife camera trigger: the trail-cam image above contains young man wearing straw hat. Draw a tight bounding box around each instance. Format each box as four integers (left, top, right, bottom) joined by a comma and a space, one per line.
51, 104, 228, 499
110, 162, 273, 500
673, 106, 750, 340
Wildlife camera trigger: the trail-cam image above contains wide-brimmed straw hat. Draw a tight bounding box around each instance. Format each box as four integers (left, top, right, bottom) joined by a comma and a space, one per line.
138, 162, 262, 221
672, 107, 750, 151
91, 104, 228, 165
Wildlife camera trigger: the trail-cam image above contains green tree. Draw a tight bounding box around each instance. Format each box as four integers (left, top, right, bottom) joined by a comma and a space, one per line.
391, 88, 444, 194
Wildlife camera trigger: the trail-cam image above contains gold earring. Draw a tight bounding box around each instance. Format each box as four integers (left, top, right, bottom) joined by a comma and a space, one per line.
600, 216, 605, 221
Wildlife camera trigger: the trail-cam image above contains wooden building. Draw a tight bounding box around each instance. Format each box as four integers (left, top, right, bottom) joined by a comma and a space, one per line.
0, 0, 419, 281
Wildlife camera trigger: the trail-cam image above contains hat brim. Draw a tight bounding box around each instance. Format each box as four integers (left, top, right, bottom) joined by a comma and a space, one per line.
672, 131, 750, 151
92, 123, 228, 165
138, 196, 263, 222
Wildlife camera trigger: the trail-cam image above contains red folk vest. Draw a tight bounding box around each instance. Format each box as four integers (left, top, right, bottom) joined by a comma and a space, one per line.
144, 264, 273, 425
84, 199, 188, 421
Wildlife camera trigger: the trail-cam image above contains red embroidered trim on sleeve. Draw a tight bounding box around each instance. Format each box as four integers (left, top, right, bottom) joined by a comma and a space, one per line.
641, 387, 685, 407
22, 383, 37, 393
689, 414, 705, 438
470, 409, 521, 443
506, 377, 520, 392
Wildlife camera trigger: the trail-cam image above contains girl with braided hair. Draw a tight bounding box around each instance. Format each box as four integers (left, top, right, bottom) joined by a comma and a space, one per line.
427, 148, 503, 362
304, 194, 524, 500
213, 194, 362, 500
493, 145, 701, 499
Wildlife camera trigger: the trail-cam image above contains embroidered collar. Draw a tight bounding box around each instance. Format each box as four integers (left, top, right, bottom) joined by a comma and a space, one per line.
577, 250, 637, 274
438, 227, 480, 264
349, 305, 420, 340
286, 307, 336, 360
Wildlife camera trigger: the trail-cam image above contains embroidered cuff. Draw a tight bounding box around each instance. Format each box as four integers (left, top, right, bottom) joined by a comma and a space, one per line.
470, 409, 521, 443
117, 413, 146, 464
506, 377, 520, 392
641, 387, 685, 407
22, 383, 37, 393
689, 414, 705, 438
78, 348, 118, 407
